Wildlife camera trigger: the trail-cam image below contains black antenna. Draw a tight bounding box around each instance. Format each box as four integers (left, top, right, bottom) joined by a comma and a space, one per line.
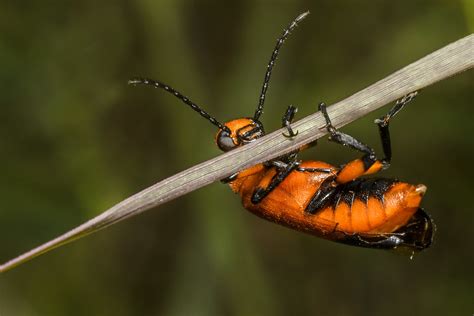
129, 78, 230, 133
254, 11, 310, 120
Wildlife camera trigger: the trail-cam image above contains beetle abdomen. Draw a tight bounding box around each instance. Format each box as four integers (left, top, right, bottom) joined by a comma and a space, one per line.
315, 178, 427, 234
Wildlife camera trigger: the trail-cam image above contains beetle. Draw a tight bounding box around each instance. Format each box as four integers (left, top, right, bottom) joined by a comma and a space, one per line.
129, 11, 434, 253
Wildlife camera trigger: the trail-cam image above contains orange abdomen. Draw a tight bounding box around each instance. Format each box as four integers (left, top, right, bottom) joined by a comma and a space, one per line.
231, 161, 426, 239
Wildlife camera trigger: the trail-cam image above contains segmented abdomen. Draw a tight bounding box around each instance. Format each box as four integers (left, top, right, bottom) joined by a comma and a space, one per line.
314, 178, 425, 234
236, 161, 426, 237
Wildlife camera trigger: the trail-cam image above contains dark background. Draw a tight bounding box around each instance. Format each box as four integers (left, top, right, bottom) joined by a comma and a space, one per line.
1, 1, 472, 315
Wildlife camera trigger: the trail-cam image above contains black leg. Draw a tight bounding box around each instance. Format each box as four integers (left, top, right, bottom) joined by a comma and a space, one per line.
240, 125, 265, 142
339, 233, 405, 250
221, 173, 238, 183
251, 160, 300, 204
282, 105, 299, 138
374, 92, 417, 164
319, 102, 375, 157
270, 159, 332, 173
305, 176, 337, 214
296, 167, 332, 173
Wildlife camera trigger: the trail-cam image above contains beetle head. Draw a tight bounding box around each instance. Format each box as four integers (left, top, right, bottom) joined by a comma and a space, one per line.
129, 12, 309, 153
215, 118, 265, 152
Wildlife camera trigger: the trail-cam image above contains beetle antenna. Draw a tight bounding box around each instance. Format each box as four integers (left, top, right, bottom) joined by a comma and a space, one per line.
254, 11, 310, 121
129, 77, 230, 133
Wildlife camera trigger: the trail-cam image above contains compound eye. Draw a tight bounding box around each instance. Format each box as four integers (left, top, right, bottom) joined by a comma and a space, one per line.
217, 129, 236, 152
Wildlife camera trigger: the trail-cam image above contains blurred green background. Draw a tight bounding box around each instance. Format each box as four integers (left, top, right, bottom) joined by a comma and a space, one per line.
0, 1, 473, 315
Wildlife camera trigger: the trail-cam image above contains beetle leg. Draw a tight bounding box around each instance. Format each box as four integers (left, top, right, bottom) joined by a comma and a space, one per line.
296, 167, 332, 173
271, 159, 332, 173
265, 105, 301, 163
274, 139, 318, 164
282, 105, 299, 138
268, 160, 291, 169
239, 124, 265, 142
319, 102, 383, 183
374, 91, 417, 164
220, 173, 239, 183
339, 233, 405, 250
279, 105, 319, 161
318, 93, 418, 184
319, 102, 376, 157
305, 176, 337, 214
269, 159, 332, 174
251, 160, 299, 204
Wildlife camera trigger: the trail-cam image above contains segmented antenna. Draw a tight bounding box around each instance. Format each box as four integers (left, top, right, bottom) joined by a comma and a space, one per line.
129, 78, 230, 133
254, 11, 310, 120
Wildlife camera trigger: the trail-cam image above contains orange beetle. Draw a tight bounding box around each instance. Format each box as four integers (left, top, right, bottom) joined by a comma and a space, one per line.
130, 11, 434, 252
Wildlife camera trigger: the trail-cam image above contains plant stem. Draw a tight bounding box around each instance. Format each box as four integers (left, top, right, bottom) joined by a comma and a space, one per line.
1, 34, 472, 273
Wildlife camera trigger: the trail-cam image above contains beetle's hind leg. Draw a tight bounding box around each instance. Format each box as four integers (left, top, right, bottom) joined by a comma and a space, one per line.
319, 102, 376, 158
374, 91, 418, 165
282, 105, 299, 138
319, 102, 382, 183
318, 93, 417, 184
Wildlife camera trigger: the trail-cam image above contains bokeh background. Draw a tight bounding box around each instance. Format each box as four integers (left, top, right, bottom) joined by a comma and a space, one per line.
0, 1, 473, 315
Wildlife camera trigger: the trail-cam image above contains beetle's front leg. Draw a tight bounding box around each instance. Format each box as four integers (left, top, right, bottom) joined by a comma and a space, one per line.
282, 105, 299, 138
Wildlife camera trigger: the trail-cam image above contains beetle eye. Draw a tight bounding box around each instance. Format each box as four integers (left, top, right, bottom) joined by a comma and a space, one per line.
217, 130, 236, 152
